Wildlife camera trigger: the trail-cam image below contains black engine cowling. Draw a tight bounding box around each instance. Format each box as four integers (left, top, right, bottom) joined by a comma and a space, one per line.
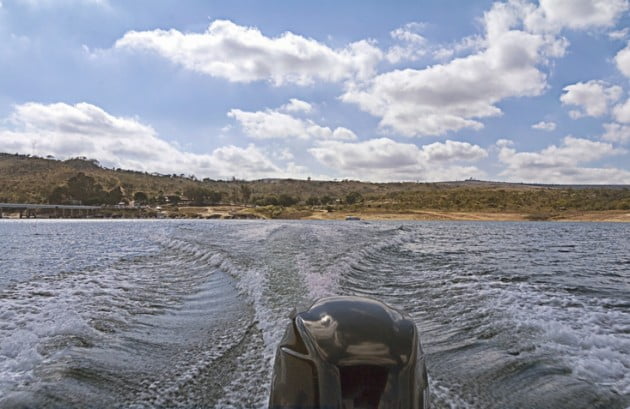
269, 296, 429, 409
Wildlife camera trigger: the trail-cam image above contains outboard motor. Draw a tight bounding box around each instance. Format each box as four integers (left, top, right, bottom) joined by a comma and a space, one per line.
269, 296, 429, 409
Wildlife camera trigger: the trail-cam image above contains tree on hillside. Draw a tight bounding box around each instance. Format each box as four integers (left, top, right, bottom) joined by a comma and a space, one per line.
306, 196, 320, 206
48, 186, 69, 204
133, 191, 149, 205
48, 173, 107, 205
66, 172, 106, 205
167, 194, 181, 205
182, 186, 219, 205
155, 190, 166, 205
207, 190, 222, 205
278, 194, 298, 207
254, 195, 279, 206
320, 195, 334, 205
184, 186, 208, 205
345, 191, 363, 205
240, 184, 252, 204
106, 186, 124, 205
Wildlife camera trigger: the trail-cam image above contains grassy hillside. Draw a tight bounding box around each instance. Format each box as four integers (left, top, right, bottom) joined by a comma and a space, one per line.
1, 153, 629, 216
0, 153, 203, 204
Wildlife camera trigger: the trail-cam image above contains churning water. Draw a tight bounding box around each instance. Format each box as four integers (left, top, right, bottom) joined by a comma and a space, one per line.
0, 220, 628, 408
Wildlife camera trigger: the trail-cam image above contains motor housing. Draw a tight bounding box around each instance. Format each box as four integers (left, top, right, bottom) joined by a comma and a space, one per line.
269, 296, 429, 409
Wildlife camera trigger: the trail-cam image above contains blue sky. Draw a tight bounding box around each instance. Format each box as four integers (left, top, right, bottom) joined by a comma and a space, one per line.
1, 0, 630, 183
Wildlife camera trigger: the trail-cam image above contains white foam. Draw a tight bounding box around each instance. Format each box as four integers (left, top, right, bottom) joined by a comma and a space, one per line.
492, 280, 630, 395
0, 229, 220, 398
158, 225, 284, 401
429, 377, 475, 409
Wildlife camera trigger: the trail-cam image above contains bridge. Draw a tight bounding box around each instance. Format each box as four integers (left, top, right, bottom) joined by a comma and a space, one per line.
0, 203, 102, 219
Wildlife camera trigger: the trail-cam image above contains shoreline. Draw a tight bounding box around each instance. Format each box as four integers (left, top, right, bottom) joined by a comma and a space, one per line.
176, 206, 630, 222
2, 206, 629, 222
302, 210, 630, 222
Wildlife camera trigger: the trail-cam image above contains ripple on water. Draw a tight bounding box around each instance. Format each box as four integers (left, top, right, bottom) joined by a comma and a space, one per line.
0, 220, 628, 408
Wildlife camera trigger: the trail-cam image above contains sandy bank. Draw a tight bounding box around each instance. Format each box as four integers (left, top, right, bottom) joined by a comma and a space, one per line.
176, 207, 630, 222
2, 206, 628, 222
304, 210, 630, 222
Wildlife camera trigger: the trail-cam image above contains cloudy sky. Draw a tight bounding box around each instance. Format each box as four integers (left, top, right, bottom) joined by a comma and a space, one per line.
1, 0, 630, 183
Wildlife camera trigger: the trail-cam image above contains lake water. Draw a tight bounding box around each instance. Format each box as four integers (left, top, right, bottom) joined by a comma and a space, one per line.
0, 220, 628, 408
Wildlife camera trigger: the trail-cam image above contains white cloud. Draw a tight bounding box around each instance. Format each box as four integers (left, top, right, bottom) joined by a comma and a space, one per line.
386, 45, 425, 64
275, 148, 294, 161
228, 109, 307, 140
309, 138, 487, 181
390, 22, 426, 44
530, 0, 629, 31
281, 98, 312, 113
497, 135, 630, 183
340, 0, 584, 137
421, 140, 488, 162
432, 35, 485, 61
386, 22, 427, 64
560, 80, 622, 118
0, 102, 295, 179
616, 42, 630, 77
602, 122, 630, 143
328, 128, 358, 141
532, 121, 557, 131
341, 0, 628, 137
343, 26, 553, 136
115, 19, 382, 86
609, 28, 629, 40
613, 98, 630, 123
228, 102, 357, 141
310, 138, 420, 170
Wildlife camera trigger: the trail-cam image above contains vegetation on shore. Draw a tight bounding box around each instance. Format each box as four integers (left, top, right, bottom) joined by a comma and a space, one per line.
1, 153, 629, 220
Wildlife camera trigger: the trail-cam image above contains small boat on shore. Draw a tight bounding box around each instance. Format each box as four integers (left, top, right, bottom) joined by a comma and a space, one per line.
345, 215, 361, 221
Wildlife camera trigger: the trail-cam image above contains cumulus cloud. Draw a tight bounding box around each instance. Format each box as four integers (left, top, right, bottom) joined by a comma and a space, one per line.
609, 28, 629, 40
497, 135, 630, 183
340, 0, 628, 137
602, 123, 630, 143
422, 140, 488, 162
275, 148, 294, 161
613, 98, 630, 123
228, 109, 307, 140
560, 80, 622, 118
532, 121, 557, 131
310, 138, 420, 170
281, 98, 312, 113
341, 1, 571, 137
227, 102, 357, 141
309, 138, 487, 181
390, 22, 426, 44
386, 22, 427, 63
527, 0, 629, 31
0, 102, 293, 179
615, 42, 630, 77
114, 19, 382, 86
432, 35, 485, 61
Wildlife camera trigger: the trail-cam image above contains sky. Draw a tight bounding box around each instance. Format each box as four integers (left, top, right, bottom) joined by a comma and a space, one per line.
1, 0, 630, 183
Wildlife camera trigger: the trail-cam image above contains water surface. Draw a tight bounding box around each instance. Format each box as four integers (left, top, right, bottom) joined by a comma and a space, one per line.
0, 220, 628, 408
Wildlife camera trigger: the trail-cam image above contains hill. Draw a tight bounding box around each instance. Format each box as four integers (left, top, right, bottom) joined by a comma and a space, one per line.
1, 153, 629, 220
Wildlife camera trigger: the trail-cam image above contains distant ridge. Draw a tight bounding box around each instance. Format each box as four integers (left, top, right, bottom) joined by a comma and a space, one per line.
439, 179, 630, 189
0, 153, 628, 215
